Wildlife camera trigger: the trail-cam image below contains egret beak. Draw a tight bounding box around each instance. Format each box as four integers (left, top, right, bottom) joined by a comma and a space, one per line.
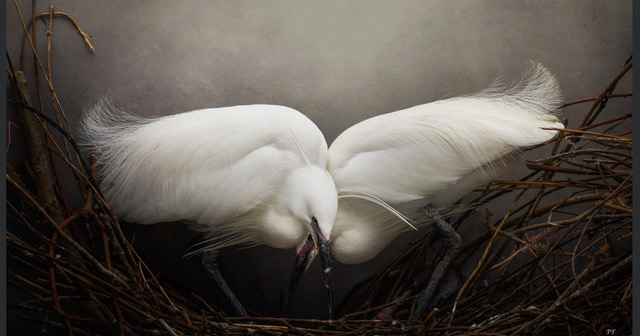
282, 218, 334, 320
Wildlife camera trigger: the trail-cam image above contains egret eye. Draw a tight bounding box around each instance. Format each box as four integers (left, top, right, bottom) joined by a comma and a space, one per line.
311, 216, 318, 224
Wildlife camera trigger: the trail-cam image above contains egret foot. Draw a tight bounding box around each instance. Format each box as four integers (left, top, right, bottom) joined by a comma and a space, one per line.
411, 204, 461, 322
202, 250, 249, 317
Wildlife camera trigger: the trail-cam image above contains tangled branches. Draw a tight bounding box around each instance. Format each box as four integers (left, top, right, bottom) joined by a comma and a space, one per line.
340, 59, 632, 335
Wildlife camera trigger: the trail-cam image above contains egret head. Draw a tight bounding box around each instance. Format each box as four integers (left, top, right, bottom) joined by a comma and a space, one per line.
285, 165, 338, 241
279, 165, 337, 319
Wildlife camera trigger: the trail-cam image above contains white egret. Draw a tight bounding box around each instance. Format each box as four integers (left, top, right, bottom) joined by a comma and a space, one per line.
79, 101, 338, 317
325, 63, 564, 320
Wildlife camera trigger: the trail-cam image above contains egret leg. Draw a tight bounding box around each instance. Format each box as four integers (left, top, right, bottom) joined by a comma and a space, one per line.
202, 250, 249, 317
411, 204, 461, 322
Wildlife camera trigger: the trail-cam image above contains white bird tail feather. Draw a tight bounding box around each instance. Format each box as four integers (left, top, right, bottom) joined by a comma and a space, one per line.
78, 98, 153, 174
437, 61, 564, 186
472, 61, 563, 116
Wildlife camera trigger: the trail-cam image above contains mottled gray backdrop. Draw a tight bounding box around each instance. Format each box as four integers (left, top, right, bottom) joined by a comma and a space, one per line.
6, 0, 632, 323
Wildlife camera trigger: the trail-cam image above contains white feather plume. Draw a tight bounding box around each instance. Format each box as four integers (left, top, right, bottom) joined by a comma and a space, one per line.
79, 99, 334, 253
328, 62, 564, 264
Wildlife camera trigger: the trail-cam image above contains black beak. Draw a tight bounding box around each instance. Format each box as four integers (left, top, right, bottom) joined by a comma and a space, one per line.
282, 218, 334, 320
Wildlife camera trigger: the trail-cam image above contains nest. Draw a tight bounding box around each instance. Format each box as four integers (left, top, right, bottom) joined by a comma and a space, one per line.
7, 5, 632, 336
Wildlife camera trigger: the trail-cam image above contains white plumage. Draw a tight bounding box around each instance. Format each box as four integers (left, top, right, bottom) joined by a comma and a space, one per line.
327, 63, 564, 265
81, 102, 339, 316
79, 102, 338, 254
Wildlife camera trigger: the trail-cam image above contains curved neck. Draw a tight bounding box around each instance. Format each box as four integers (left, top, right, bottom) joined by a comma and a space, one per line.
331, 199, 411, 264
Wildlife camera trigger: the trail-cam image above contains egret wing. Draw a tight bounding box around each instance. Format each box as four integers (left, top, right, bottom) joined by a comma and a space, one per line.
329, 85, 562, 206
81, 102, 327, 225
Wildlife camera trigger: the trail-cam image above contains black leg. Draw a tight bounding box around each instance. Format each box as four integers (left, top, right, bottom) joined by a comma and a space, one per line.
411, 204, 461, 322
202, 250, 249, 317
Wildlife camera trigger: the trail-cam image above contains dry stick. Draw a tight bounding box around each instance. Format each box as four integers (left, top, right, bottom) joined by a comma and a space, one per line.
6, 97, 95, 188
386, 257, 412, 304
511, 260, 572, 296
229, 315, 354, 326
136, 262, 166, 319
7, 260, 83, 324
48, 232, 73, 336
558, 93, 631, 108
23, 3, 79, 217
127, 243, 184, 316
13, 0, 90, 180
582, 60, 632, 128
157, 319, 179, 336
454, 171, 548, 266
502, 194, 559, 297
530, 148, 632, 164
577, 113, 631, 132
514, 255, 631, 336
452, 192, 610, 288
12, 69, 73, 335
17, 8, 95, 78
488, 225, 560, 271
449, 171, 557, 325
7, 282, 82, 330
12, 71, 65, 223
80, 156, 146, 286
527, 163, 620, 175
539, 174, 630, 268
570, 220, 629, 283
461, 188, 556, 272
341, 293, 419, 320
45, 1, 74, 216
495, 131, 563, 293
21, 11, 94, 59
22, 316, 94, 336
30, 2, 63, 215
29, 0, 47, 150
543, 127, 631, 140
44, 3, 82, 201
95, 214, 135, 277
7, 199, 54, 246
600, 201, 632, 214
458, 180, 628, 332
41, 7, 73, 334
14, 8, 63, 159
191, 293, 230, 323
8, 265, 55, 297
595, 162, 614, 192
448, 189, 526, 327
7, 232, 67, 269
93, 215, 126, 336
6, 121, 22, 153
57, 263, 181, 333
555, 61, 632, 160
515, 218, 630, 326
7, 174, 126, 287
503, 193, 609, 228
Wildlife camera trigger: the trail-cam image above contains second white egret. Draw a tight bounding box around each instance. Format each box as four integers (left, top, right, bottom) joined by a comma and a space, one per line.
325, 63, 564, 320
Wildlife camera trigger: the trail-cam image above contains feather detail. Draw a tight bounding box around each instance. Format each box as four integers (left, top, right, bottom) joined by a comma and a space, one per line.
339, 190, 417, 231
328, 62, 564, 264
328, 62, 564, 207
79, 99, 333, 252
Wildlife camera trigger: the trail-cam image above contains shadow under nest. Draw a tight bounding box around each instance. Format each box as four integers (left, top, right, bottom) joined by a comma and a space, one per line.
5, 10, 633, 336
